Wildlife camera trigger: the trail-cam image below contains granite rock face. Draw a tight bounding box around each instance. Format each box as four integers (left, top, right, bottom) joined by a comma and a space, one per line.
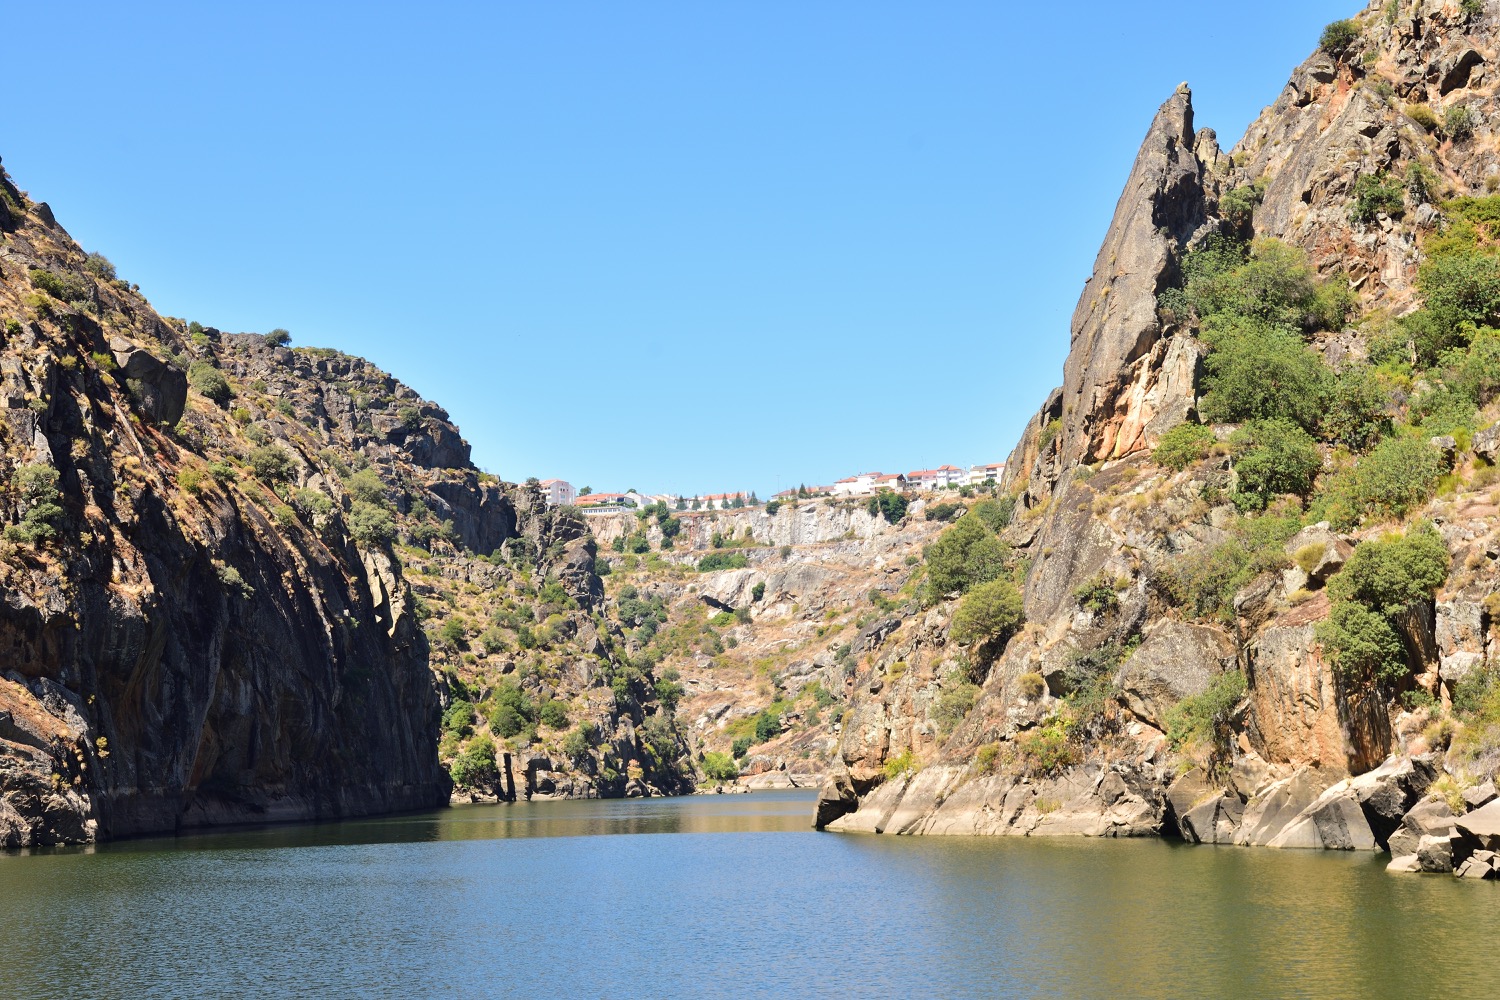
821, 1, 1500, 858
0, 161, 642, 844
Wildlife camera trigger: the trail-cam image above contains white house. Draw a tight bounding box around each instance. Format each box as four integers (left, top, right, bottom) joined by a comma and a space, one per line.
967, 462, 1005, 486
539, 479, 576, 506
906, 465, 966, 490
833, 472, 885, 497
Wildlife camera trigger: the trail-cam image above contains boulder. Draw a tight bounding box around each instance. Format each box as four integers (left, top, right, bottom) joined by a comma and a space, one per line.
812, 769, 859, 830
1455, 854, 1496, 879
1349, 755, 1437, 849
1389, 798, 1459, 858
1165, 767, 1221, 841
109, 336, 188, 425
1455, 798, 1500, 851
1416, 834, 1455, 873
1462, 781, 1498, 811
1473, 423, 1500, 463
1387, 853, 1422, 873
1114, 620, 1237, 730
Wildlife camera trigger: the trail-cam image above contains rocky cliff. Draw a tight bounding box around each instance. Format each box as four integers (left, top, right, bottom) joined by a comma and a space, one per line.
818, 0, 1500, 880
587, 497, 949, 790
0, 161, 688, 847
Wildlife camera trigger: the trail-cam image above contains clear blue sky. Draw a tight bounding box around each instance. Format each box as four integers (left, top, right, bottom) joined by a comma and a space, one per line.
8, 1, 1355, 497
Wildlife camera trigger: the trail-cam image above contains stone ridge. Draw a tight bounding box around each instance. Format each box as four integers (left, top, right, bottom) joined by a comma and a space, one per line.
820, 0, 1500, 872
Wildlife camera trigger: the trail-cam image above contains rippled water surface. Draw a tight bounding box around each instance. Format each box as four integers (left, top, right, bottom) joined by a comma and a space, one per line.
3, 790, 1498, 999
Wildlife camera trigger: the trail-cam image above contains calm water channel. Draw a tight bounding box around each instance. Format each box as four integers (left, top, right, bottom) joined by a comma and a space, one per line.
2, 790, 1497, 999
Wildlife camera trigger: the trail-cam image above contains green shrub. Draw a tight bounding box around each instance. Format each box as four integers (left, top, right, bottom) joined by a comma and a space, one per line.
731, 736, 752, 759
698, 551, 749, 572
538, 700, 569, 729
1229, 419, 1321, 510
1154, 422, 1216, 471
949, 578, 1024, 645
449, 735, 498, 788
1073, 575, 1120, 615
970, 497, 1015, 531
1323, 366, 1391, 451
348, 500, 395, 544
1461, 0, 1484, 18
264, 328, 291, 347
751, 581, 766, 602
562, 721, 597, 763
4, 463, 63, 545
187, 361, 232, 405
1159, 510, 1300, 623
249, 445, 294, 484
441, 699, 476, 738
866, 490, 909, 524
1445, 105, 1478, 141
1164, 670, 1247, 752
754, 710, 781, 742
931, 676, 980, 735
28, 267, 90, 303
1328, 521, 1449, 615
1319, 19, 1360, 56
1350, 172, 1405, 224
1418, 250, 1500, 334
1219, 183, 1264, 228
925, 501, 963, 522
1200, 316, 1329, 429
702, 752, 739, 781
882, 748, 918, 779
923, 515, 1009, 600
344, 468, 387, 504
82, 253, 116, 281
1319, 435, 1446, 526
1318, 521, 1449, 682
1016, 719, 1076, 775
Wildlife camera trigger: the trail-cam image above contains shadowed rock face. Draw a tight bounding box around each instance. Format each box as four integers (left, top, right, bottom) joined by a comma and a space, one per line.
0, 163, 617, 846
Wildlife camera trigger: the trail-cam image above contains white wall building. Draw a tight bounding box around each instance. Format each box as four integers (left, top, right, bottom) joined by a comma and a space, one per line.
539, 479, 576, 506
967, 463, 1005, 486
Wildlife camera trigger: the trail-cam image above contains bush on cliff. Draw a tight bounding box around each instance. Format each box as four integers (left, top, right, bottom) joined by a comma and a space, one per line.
1228, 419, 1321, 510
1319, 19, 1360, 57
1317, 521, 1449, 682
701, 752, 738, 781
1313, 435, 1446, 528
348, 500, 394, 545
249, 445, 294, 484
866, 490, 908, 524
698, 551, 748, 572
1199, 317, 1329, 430
449, 735, 498, 789
923, 514, 1009, 602
1164, 670, 1247, 755
949, 578, 1024, 646
187, 361, 231, 405
4, 463, 64, 545
1153, 422, 1217, 470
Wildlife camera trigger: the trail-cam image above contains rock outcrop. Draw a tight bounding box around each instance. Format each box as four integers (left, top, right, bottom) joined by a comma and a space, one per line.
818, 2, 1500, 880
0, 159, 690, 847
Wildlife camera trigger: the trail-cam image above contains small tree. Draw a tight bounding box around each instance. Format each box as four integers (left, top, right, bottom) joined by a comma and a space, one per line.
702, 751, 739, 781
249, 445, 294, 484
263, 328, 291, 347
1319, 19, 1360, 57
949, 578, 1024, 645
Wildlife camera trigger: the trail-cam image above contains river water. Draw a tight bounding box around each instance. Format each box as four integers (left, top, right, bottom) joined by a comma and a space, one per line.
2, 790, 1496, 999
